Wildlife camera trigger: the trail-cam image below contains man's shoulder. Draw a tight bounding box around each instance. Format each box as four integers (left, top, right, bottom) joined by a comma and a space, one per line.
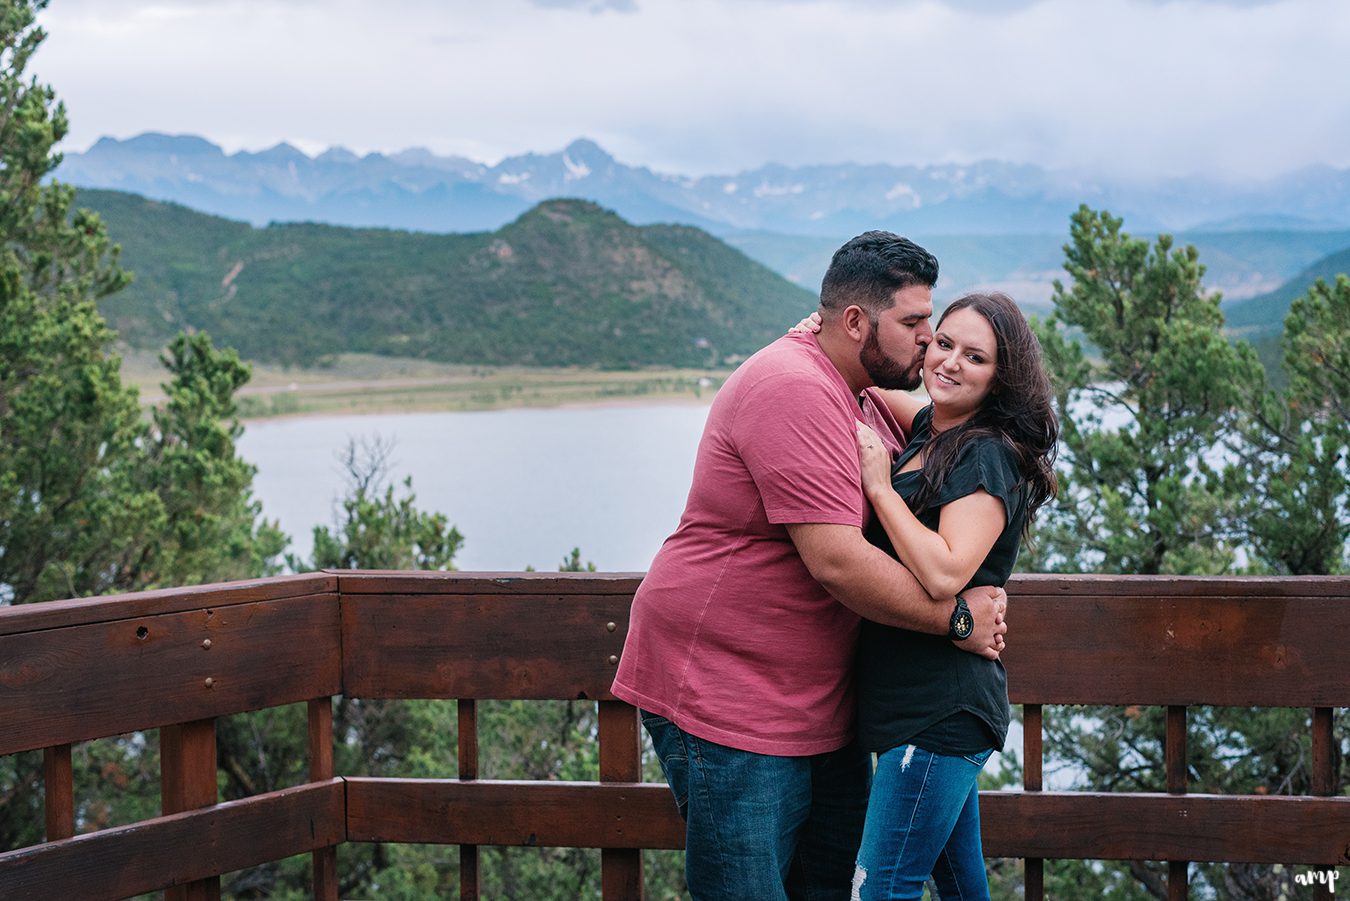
729, 334, 846, 398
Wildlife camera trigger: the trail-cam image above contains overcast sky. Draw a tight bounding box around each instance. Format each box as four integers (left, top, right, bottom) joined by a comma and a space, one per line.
32, 0, 1350, 180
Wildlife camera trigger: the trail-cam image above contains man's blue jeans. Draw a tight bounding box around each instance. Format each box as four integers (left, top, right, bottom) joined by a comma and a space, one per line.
852, 744, 993, 900
641, 711, 871, 901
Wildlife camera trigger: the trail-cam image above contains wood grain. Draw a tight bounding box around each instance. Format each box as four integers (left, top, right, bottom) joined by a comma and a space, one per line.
345, 778, 685, 850
0, 781, 344, 901
0, 594, 341, 756
342, 593, 630, 700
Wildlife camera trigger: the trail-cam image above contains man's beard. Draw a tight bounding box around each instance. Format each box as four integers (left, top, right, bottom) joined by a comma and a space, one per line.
859, 326, 923, 391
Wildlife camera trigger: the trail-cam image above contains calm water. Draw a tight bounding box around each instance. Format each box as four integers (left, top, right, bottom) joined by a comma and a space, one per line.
237, 404, 712, 572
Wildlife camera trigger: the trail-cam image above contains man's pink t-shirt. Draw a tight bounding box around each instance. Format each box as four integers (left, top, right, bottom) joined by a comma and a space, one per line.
610, 332, 906, 756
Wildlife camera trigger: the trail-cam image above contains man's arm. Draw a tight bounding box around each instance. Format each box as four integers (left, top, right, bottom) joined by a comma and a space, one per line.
785, 522, 1007, 660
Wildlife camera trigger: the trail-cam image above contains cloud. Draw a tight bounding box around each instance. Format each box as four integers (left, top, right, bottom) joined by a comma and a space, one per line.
528, 0, 639, 12
32, 0, 1350, 180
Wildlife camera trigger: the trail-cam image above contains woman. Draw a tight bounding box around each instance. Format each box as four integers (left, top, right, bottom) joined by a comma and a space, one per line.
850, 291, 1057, 899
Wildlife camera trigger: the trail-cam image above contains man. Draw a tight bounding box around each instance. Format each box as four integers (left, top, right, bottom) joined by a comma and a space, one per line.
610, 231, 1008, 900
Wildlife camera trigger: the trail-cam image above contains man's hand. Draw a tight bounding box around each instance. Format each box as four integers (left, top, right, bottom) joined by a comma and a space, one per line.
955, 584, 1008, 661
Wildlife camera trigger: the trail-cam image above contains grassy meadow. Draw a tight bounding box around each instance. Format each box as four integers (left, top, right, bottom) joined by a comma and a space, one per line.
121, 350, 729, 419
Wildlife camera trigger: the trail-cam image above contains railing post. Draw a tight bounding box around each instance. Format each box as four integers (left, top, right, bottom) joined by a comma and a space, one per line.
1023, 703, 1043, 900
308, 698, 338, 901
1166, 705, 1189, 901
459, 698, 480, 901
43, 744, 74, 841
1311, 707, 1338, 901
161, 718, 220, 901
599, 700, 644, 901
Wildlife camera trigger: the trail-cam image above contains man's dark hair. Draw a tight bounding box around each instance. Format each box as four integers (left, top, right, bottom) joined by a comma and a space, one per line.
819, 231, 939, 319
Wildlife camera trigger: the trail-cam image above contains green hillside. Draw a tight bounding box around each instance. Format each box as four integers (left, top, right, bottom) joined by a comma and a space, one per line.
1225, 245, 1350, 339
82, 190, 818, 368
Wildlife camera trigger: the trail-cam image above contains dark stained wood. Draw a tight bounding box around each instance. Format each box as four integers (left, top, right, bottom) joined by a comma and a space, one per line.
0, 574, 336, 637
979, 792, 1350, 864
335, 570, 645, 596
460, 845, 479, 901
1023, 705, 1042, 792
308, 698, 334, 782
162, 719, 218, 815
1166, 707, 1187, 794
1001, 593, 1350, 706
342, 594, 631, 700
1312, 707, 1335, 796
1311, 708, 1337, 901
0, 781, 344, 901
459, 699, 479, 900
458, 700, 478, 781
43, 744, 74, 841
1007, 573, 1349, 598
344, 778, 686, 850
600, 701, 644, 900
0, 594, 342, 756
162, 718, 220, 901
599, 702, 640, 782
307, 698, 338, 901
1166, 707, 1189, 900
1025, 858, 1043, 901
1169, 861, 1188, 901
1022, 703, 1043, 900
312, 846, 338, 901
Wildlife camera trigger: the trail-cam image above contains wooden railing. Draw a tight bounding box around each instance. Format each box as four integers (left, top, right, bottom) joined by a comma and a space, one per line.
0, 572, 1345, 900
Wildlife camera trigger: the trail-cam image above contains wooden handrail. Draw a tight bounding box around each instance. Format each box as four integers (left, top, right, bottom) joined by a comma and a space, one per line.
0, 571, 1345, 900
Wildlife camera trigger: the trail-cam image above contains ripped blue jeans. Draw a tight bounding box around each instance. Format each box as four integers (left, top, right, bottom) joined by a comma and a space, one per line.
852, 744, 993, 901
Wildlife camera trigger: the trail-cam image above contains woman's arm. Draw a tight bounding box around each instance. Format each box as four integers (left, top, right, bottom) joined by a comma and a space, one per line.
874, 389, 926, 433
857, 422, 1005, 599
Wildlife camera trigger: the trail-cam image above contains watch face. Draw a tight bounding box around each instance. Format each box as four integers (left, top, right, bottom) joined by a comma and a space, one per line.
954, 612, 973, 639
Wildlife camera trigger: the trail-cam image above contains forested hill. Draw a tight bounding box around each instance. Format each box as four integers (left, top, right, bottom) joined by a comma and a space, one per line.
83, 190, 819, 368
1224, 244, 1350, 339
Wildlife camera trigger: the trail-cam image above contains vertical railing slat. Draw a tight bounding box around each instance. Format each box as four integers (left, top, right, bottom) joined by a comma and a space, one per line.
43, 743, 74, 842
1166, 705, 1188, 901
459, 698, 480, 901
161, 718, 220, 901
1023, 704, 1044, 901
308, 697, 338, 901
599, 700, 643, 901
1311, 707, 1336, 901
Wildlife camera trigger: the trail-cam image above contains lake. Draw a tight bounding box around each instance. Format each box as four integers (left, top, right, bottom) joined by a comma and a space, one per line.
237, 403, 714, 571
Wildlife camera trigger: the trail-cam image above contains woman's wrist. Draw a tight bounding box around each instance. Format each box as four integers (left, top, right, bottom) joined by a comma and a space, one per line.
864, 479, 893, 504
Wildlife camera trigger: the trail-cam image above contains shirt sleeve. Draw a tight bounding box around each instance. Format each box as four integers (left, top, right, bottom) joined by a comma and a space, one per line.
730, 369, 867, 527
933, 437, 1023, 527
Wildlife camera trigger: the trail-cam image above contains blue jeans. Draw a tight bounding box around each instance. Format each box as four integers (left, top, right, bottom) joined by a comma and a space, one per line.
641, 710, 871, 901
852, 745, 993, 901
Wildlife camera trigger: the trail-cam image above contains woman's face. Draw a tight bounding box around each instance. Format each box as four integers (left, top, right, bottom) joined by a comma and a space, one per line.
922, 306, 998, 424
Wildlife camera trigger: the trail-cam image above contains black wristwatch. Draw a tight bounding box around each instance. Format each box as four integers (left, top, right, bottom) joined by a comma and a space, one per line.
947, 594, 974, 641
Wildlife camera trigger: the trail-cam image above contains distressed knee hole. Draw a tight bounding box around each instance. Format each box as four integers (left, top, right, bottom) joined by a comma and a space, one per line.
851, 863, 867, 901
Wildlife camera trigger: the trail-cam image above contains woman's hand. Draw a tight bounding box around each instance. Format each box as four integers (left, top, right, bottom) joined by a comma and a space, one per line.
788, 311, 822, 334
855, 422, 894, 499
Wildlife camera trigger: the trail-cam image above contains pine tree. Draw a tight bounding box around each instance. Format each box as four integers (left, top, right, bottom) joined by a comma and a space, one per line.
1028, 205, 1265, 574
1231, 275, 1349, 575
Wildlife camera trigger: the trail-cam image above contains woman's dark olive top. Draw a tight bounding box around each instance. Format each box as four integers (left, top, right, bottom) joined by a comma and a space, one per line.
857, 404, 1027, 756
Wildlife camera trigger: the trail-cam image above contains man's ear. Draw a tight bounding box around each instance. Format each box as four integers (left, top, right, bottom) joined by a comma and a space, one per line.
841, 305, 870, 342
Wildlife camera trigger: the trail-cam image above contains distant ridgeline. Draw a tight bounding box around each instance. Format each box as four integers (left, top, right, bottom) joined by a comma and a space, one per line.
1224, 244, 1350, 339
83, 191, 817, 368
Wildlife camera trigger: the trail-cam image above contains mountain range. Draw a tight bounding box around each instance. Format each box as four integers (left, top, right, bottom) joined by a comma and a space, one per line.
59, 134, 1350, 240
